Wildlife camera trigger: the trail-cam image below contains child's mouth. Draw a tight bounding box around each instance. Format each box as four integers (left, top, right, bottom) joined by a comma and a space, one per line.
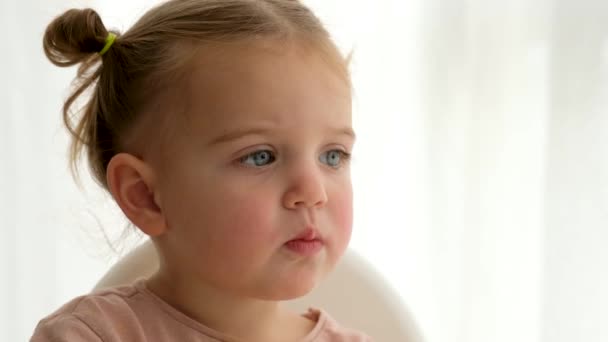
284, 238, 324, 256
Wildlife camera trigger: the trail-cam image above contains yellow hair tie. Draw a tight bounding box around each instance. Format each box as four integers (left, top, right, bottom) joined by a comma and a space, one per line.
99, 33, 116, 56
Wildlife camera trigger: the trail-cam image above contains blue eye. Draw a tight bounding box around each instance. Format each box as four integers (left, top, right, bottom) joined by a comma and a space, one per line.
320, 150, 350, 168
240, 150, 276, 167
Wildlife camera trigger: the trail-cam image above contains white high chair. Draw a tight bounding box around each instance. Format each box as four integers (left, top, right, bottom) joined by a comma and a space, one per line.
94, 240, 424, 341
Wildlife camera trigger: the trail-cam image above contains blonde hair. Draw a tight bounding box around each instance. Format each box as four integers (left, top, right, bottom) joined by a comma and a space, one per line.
43, 0, 350, 190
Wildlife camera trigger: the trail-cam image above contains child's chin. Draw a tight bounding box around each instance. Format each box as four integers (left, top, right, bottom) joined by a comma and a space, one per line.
258, 275, 320, 301
278, 283, 317, 301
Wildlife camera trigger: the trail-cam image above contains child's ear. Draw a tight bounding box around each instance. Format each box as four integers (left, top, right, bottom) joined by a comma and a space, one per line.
106, 153, 167, 237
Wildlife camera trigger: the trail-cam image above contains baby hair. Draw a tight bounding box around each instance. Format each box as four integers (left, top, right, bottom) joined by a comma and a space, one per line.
42, 0, 350, 189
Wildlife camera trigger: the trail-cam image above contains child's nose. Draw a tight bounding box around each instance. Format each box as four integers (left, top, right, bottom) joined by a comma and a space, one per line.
282, 166, 328, 209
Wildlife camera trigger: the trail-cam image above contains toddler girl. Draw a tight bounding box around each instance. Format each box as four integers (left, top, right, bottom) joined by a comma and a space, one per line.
32, 0, 369, 341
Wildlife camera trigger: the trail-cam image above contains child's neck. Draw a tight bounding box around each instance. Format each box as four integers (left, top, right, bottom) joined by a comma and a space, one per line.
146, 269, 316, 342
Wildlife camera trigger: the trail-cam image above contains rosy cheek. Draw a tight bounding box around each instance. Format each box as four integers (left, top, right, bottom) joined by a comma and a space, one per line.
331, 189, 354, 250
217, 196, 279, 244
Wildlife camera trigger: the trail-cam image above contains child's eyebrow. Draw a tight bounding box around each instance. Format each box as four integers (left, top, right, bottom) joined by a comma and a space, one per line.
208, 127, 273, 146
208, 126, 356, 146
335, 127, 356, 141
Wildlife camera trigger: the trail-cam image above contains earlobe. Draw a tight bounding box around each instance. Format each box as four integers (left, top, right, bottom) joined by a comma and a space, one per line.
106, 153, 167, 237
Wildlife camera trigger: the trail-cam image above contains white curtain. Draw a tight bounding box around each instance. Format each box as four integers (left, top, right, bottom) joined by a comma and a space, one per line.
2, 0, 607, 341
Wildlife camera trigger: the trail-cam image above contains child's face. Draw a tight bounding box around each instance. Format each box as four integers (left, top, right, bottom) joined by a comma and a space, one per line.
151, 42, 353, 300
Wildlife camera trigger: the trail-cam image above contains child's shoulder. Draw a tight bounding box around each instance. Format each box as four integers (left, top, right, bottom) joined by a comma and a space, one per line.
31, 280, 154, 341
31, 281, 373, 342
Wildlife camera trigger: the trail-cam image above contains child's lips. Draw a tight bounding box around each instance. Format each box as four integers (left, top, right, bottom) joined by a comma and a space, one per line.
284, 238, 324, 256
284, 227, 324, 256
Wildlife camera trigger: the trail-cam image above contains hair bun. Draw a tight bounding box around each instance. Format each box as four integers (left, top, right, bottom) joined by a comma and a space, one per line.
43, 8, 112, 67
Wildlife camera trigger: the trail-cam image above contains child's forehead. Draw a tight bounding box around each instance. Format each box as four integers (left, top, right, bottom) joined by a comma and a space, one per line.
175, 40, 352, 131
175, 37, 341, 81
185, 39, 347, 86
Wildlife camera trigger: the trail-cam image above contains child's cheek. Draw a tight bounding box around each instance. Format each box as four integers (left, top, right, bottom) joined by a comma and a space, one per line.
221, 197, 280, 244
332, 188, 354, 249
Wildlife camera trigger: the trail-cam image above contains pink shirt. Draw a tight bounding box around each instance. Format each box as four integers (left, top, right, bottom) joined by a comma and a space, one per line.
31, 280, 372, 341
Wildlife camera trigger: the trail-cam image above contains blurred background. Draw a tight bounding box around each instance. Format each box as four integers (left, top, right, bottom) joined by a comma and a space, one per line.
1, 0, 607, 341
